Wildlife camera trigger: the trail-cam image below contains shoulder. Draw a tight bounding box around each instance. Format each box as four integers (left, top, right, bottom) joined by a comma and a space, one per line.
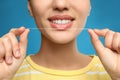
12, 55, 33, 80
86, 55, 111, 79
89, 55, 106, 71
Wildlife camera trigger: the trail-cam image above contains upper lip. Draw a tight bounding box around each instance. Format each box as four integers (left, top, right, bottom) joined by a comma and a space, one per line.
48, 15, 75, 21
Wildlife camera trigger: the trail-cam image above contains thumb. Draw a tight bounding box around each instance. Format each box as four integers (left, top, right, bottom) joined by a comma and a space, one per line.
88, 29, 105, 58
19, 28, 30, 57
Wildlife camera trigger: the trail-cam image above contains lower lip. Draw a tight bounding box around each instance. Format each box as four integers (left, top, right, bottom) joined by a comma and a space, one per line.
49, 21, 73, 31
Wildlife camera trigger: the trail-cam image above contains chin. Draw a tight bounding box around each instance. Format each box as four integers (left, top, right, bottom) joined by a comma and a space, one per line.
52, 39, 74, 45
50, 36, 76, 45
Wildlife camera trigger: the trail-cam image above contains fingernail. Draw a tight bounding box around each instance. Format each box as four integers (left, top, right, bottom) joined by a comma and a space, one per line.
7, 57, 12, 64
16, 50, 21, 57
88, 29, 93, 32
20, 26, 25, 29
94, 29, 99, 31
9, 57, 12, 62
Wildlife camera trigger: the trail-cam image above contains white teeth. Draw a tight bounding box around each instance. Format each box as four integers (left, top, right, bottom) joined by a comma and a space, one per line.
52, 20, 71, 24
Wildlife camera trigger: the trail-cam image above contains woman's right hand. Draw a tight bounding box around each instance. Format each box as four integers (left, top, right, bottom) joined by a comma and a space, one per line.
0, 27, 29, 80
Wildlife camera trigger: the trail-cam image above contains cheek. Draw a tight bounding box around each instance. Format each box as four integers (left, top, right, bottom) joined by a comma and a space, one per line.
71, 0, 90, 16
31, 0, 52, 17
71, 1, 90, 29
30, 1, 54, 30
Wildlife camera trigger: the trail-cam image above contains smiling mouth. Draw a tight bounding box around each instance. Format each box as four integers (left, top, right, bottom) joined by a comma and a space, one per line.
51, 20, 72, 25
48, 15, 75, 31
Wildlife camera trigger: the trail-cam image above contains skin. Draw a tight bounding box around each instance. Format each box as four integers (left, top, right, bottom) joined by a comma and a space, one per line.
88, 29, 120, 80
0, 27, 29, 80
28, 0, 92, 70
0, 0, 120, 80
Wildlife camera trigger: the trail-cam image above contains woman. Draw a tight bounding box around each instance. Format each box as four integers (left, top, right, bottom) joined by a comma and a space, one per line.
0, 0, 120, 80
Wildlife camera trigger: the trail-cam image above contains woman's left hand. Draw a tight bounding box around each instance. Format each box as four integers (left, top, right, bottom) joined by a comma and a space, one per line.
88, 29, 120, 80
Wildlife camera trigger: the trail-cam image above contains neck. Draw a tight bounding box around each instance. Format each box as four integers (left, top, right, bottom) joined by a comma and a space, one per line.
40, 37, 79, 57
32, 35, 91, 70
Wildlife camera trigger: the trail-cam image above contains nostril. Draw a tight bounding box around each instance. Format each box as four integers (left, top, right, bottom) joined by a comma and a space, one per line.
54, 7, 68, 12
52, 0, 69, 12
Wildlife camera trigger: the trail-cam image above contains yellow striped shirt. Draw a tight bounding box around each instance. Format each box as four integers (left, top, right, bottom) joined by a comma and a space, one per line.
12, 56, 111, 80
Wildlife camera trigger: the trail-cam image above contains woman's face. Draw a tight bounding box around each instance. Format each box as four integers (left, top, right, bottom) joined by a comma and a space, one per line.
28, 0, 90, 44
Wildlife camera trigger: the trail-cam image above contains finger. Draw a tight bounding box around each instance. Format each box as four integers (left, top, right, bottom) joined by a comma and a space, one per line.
118, 38, 120, 53
94, 29, 109, 37
88, 29, 105, 57
112, 32, 120, 53
2, 37, 13, 65
0, 39, 5, 63
10, 27, 26, 37
94, 29, 115, 49
19, 29, 30, 57
7, 32, 20, 58
104, 30, 114, 49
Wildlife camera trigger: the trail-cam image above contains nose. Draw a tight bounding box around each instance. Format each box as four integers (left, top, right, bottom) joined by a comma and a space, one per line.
52, 0, 69, 11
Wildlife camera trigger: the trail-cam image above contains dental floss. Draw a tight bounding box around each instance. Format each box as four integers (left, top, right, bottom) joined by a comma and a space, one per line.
27, 28, 91, 30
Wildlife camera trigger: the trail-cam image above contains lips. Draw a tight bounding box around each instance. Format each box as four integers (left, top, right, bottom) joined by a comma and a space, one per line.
48, 15, 75, 31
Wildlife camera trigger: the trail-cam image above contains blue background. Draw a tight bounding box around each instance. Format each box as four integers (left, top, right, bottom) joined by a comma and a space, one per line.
0, 0, 120, 56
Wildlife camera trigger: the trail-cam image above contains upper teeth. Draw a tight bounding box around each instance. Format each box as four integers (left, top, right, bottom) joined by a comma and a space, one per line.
52, 20, 71, 24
